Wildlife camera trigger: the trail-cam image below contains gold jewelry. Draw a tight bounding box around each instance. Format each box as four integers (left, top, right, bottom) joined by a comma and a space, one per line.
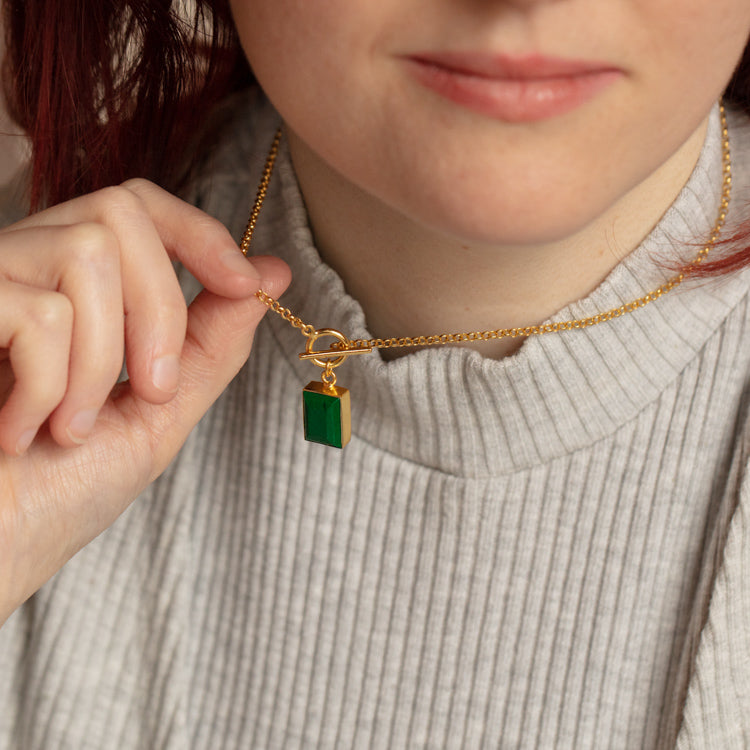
241, 105, 732, 448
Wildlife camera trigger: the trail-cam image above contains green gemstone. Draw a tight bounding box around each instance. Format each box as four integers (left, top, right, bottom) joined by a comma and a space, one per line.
302, 382, 351, 448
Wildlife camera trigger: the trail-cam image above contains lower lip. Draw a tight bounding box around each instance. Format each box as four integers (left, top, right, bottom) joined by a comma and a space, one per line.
404, 58, 622, 123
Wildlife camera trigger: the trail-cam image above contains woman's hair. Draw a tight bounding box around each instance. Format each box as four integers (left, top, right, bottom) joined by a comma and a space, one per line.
2, 0, 750, 274
2, 0, 252, 210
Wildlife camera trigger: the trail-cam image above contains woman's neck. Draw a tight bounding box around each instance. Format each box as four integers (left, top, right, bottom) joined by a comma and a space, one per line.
287, 119, 709, 359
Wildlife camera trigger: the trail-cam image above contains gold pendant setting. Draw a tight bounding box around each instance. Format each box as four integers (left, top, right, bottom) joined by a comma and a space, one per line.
298, 328, 371, 448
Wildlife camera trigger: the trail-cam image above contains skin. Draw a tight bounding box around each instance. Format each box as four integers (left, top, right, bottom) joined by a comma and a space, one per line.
0, 184, 290, 624
231, 0, 750, 357
0, 0, 749, 621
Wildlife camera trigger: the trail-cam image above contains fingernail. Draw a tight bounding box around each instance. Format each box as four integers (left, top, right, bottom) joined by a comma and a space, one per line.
16, 429, 37, 455
67, 409, 99, 444
221, 251, 262, 280
152, 355, 180, 393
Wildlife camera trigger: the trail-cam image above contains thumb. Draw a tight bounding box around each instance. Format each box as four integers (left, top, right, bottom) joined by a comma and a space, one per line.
143, 255, 291, 471
180, 254, 291, 407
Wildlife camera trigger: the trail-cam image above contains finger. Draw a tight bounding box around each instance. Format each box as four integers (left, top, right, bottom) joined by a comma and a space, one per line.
79, 188, 189, 403
122, 179, 265, 298
0, 281, 72, 455
0, 224, 126, 445
13, 188, 190, 403
16, 184, 260, 400
115, 219, 188, 404
48, 226, 126, 445
131, 255, 291, 476
5, 182, 269, 404
180, 256, 291, 404
7, 180, 265, 299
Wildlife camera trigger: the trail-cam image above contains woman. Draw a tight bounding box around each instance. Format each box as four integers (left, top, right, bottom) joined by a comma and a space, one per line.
1, 0, 749, 747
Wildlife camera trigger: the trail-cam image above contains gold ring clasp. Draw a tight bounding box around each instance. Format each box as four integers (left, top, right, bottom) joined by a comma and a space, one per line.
298, 328, 373, 369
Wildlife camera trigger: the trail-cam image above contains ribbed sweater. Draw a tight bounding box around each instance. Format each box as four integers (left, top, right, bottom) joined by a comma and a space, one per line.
1, 97, 750, 749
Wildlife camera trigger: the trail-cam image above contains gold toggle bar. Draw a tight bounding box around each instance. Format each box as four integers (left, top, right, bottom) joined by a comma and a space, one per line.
299, 345, 373, 361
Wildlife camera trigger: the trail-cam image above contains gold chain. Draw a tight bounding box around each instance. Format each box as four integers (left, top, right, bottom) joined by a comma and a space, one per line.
243, 105, 732, 351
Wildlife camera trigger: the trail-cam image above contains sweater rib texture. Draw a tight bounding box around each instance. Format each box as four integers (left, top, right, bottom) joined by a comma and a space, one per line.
1, 97, 750, 749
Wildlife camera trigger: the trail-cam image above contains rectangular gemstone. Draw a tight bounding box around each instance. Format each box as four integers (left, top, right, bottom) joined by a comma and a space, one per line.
302, 381, 351, 448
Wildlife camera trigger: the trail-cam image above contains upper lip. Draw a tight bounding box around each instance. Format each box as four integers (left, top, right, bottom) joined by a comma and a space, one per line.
406, 51, 619, 80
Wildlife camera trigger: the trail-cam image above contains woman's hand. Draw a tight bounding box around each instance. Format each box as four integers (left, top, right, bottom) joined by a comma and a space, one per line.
0, 179, 290, 625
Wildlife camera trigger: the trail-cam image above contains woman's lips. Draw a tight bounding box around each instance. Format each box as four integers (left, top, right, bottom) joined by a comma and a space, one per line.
404, 52, 623, 123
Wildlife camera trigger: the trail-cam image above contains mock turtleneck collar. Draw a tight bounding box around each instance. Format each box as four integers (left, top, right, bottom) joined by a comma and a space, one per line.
200, 96, 750, 477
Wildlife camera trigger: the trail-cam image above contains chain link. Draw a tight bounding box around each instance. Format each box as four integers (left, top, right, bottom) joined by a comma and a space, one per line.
244, 105, 732, 351
254, 289, 316, 338
240, 129, 282, 257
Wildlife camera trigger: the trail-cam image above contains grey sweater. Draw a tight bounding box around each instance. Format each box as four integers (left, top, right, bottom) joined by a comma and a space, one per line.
1, 97, 750, 749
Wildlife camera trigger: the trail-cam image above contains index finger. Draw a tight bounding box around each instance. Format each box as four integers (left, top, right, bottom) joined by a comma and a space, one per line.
123, 179, 266, 297
6, 180, 265, 299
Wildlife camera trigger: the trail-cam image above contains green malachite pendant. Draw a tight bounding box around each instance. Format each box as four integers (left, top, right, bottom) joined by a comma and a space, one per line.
302, 381, 352, 448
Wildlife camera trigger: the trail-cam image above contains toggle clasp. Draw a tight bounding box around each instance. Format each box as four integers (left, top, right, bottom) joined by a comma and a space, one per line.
298, 328, 372, 371
299, 328, 367, 448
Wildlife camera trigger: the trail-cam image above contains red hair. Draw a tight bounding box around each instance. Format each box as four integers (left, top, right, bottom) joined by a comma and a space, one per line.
694, 38, 750, 276
2, 0, 750, 276
2, 0, 251, 210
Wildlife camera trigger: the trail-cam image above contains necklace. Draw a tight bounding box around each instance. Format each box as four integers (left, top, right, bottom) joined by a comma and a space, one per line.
241, 105, 732, 448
